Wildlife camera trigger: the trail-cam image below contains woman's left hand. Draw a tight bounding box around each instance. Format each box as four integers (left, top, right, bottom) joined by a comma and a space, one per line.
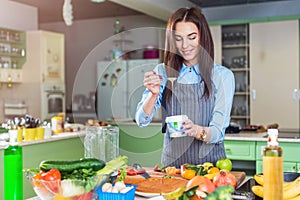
182, 119, 199, 138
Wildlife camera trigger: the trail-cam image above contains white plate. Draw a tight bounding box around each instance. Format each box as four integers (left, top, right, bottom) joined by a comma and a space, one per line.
148, 196, 165, 200
135, 191, 161, 198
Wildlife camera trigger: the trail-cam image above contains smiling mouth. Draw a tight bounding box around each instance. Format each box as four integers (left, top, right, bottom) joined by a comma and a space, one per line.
182, 50, 193, 56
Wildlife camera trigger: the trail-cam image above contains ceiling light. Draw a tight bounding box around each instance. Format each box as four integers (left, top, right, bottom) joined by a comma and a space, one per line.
63, 0, 73, 26
91, 0, 105, 3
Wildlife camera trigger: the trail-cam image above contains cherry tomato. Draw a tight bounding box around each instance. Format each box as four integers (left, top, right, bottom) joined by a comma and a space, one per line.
126, 168, 137, 176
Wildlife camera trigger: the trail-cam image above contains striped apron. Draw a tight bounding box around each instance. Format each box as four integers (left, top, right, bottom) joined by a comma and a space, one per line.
161, 80, 226, 168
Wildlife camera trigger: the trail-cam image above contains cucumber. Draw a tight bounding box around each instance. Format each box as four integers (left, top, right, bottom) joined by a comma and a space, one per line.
39, 158, 105, 173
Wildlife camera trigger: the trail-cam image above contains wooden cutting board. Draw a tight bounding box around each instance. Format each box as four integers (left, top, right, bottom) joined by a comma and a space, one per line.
124, 168, 246, 188
231, 171, 246, 187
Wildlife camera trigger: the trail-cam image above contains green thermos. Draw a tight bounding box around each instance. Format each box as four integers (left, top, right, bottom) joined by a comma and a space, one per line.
4, 130, 23, 200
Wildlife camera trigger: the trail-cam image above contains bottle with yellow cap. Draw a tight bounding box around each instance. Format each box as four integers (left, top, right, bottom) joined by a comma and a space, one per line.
263, 128, 283, 200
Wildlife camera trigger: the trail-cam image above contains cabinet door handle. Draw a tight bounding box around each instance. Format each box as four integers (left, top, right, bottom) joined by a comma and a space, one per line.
252, 89, 256, 100
292, 89, 298, 101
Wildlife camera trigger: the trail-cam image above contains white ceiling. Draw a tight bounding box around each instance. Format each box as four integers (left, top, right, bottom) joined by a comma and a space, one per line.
10, 0, 292, 24
10, 0, 143, 23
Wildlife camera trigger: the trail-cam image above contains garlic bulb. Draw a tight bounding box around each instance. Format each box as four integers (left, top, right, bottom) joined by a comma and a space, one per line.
63, 0, 73, 26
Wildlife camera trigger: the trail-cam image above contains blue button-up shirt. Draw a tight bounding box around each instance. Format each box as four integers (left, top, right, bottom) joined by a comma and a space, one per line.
135, 63, 235, 144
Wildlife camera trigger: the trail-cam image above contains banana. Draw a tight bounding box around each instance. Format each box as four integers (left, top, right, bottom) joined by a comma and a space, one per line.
253, 174, 299, 189
251, 185, 263, 198
288, 195, 300, 200
254, 174, 264, 186
283, 178, 300, 200
163, 186, 186, 200
284, 179, 299, 191
252, 176, 300, 200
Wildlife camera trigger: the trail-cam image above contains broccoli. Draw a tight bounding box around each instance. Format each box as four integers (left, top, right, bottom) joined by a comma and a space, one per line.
205, 185, 234, 200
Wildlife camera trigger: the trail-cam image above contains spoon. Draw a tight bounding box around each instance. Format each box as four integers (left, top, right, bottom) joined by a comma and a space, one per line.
167, 77, 177, 115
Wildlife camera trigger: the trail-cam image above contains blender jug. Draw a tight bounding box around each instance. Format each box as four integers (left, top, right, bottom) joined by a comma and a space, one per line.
84, 126, 119, 162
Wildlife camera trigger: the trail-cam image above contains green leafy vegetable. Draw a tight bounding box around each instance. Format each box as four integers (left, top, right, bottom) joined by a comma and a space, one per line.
116, 168, 126, 182
97, 156, 128, 175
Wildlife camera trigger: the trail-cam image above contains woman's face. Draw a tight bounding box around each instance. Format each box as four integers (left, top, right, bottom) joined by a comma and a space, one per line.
174, 21, 200, 66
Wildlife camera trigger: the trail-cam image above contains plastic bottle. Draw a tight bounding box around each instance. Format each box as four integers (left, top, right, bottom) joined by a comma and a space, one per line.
51, 116, 63, 134
263, 128, 283, 200
4, 129, 23, 200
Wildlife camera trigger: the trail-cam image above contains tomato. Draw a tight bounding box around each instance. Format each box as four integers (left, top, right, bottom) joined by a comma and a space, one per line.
186, 176, 216, 200
40, 168, 61, 193
41, 168, 61, 181
125, 166, 146, 175
126, 168, 137, 176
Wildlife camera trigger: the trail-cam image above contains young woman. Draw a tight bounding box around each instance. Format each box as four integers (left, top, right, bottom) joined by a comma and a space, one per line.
135, 7, 235, 168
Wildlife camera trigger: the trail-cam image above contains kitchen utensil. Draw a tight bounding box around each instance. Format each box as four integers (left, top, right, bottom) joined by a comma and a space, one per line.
133, 163, 150, 179
167, 77, 177, 115
84, 126, 119, 162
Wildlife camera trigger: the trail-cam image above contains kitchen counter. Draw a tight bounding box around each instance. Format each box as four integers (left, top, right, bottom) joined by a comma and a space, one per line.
0, 131, 85, 200
0, 131, 85, 150
225, 132, 300, 142
2, 128, 300, 199
1, 130, 299, 151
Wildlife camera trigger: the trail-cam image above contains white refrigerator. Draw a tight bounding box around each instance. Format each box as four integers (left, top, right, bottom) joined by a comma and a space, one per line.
97, 59, 160, 121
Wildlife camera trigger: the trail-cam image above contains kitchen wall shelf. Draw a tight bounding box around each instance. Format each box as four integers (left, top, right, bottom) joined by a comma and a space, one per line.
222, 24, 250, 128
0, 27, 26, 70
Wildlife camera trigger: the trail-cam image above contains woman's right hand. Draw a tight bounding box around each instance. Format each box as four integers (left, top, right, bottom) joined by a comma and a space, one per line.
143, 71, 162, 95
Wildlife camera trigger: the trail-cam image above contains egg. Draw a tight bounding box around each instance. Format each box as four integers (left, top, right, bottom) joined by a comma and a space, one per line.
102, 182, 113, 192
114, 181, 126, 192
111, 187, 119, 193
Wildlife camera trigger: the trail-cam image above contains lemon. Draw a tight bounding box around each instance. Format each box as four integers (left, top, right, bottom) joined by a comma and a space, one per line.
163, 186, 186, 200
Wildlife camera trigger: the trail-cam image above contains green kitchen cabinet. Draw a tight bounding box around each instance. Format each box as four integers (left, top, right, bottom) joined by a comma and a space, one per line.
224, 140, 257, 175
224, 140, 256, 160
256, 161, 298, 174
256, 141, 300, 173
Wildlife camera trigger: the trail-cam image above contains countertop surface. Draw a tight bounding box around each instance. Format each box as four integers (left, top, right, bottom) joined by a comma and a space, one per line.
0, 131, 85, 150
1, 128, 300, 150
225, 132, 300, 142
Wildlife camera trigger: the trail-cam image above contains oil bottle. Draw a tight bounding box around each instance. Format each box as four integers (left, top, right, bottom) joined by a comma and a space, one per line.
263, 128, 283, 200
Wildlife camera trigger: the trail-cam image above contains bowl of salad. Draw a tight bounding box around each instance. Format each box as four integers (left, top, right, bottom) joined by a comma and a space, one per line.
24, 156, 128, 200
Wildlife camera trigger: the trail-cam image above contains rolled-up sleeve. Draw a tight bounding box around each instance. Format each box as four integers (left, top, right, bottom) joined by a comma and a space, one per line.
208, 65, 235, 143
135, 89, 154, 127
135, 64, 166, 127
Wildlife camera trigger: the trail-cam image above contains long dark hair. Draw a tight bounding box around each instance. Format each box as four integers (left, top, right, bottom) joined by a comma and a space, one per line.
163, 7, 214, 101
